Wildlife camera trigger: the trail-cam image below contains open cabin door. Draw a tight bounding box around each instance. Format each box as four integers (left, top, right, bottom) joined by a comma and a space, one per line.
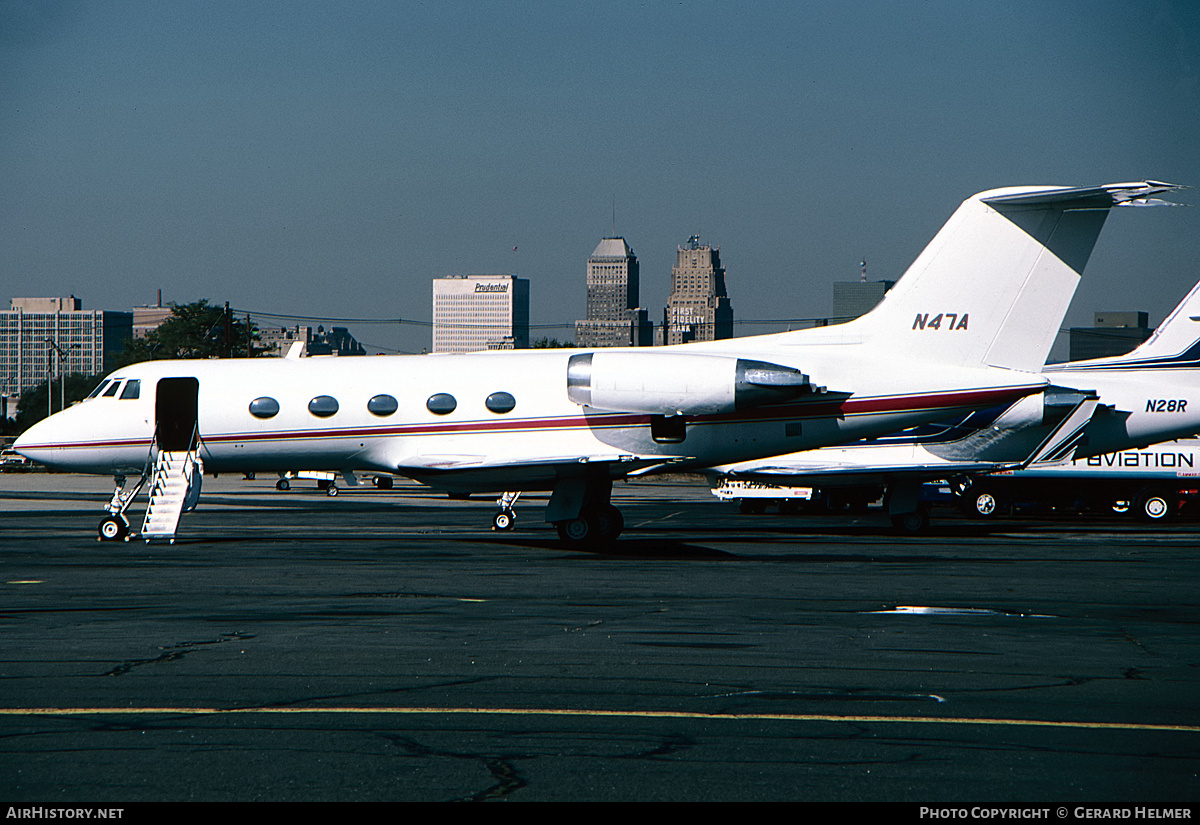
155, 377, 199, 451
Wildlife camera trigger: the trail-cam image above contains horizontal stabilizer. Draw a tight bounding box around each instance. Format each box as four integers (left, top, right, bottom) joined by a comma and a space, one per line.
837, 180, 1184, 373
980, 180, 1183, 208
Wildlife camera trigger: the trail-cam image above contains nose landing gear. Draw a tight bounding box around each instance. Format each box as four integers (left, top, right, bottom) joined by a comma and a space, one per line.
492, 491, 520, 531
98, 473, 145, 542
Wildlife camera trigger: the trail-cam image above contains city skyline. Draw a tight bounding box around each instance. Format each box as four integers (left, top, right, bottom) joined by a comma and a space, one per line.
3, 1, 1198, 357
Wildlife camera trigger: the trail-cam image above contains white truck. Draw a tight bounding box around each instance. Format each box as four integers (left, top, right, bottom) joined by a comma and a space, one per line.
958, 438, 1200, 521
711, 478, 814, 514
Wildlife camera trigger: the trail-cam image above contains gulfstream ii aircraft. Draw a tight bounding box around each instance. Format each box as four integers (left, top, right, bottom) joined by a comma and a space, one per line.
708, 187, 1191, 530
15, 180, 1175, 545
711, 278, 1200, 530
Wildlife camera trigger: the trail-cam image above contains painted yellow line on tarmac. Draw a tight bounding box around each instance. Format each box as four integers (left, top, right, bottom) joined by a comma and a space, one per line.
0, 706, 1196, 733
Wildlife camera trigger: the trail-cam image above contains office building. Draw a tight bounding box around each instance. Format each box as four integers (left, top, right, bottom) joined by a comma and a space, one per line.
1069, 311, 1153, 361
663, 236, 733, 345
132, 290, 173, 339
260, 325, 367, 357
132, 305, 173, 339
832, 279, 896, 323
575, 237, 652, 347
1, 297, 132, 412
432, 275, 529, 354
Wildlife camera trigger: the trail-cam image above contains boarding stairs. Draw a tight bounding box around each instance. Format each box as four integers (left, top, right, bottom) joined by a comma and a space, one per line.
140, 441, 201, 544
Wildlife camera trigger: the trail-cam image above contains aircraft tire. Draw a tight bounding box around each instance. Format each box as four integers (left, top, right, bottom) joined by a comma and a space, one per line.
326, 484, 339, 497
556, 516, 592, 545
596, 504, 623, 538
555, 505, 622, 547
492, 510, 515, 531
276, 479, 290, 491
891, 509, 930, 534
98, 516, 128, 542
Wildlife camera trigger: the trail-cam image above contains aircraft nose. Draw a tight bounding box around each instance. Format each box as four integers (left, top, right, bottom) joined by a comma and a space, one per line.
13, 406, 91, 468
13, 415, 59, 464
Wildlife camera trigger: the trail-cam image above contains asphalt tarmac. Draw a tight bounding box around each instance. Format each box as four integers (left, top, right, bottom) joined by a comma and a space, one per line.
0, 472, 1197, 804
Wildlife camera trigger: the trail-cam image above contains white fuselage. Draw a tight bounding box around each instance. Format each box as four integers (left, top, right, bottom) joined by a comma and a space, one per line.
15, 332, 1044, 493
1042, 365, 1200, 454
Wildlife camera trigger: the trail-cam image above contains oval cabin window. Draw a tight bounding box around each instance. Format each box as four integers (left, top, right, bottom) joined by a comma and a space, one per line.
249, 397, 280, 419
308, 396, 339, 417
367, 394, 399, 416
426, 393, 457, 415
485, 391, 516, 414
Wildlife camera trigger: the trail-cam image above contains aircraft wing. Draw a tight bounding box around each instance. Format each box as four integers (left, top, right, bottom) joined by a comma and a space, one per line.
714, 390, 1101, 487
394, 452, 690, 493
720, 446, 1023, 487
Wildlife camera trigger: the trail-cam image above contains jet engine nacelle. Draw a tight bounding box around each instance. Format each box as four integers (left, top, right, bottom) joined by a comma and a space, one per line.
566, 352, 814, 416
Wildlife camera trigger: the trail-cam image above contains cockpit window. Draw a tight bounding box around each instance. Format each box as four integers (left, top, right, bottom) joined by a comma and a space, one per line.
86, 379, 112, 399
102, 381, 123, 398
120, 379, 141, 400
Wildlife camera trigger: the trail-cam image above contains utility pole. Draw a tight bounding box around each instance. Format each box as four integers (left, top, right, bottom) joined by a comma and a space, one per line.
45, 339, 68, 417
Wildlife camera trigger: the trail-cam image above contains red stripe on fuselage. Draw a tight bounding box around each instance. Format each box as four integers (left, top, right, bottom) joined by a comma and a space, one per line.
19, 384, 1037, 453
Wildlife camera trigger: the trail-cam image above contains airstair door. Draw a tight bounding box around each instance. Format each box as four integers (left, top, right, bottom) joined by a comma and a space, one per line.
156, 377, 199, 451
142, 377, 201, 542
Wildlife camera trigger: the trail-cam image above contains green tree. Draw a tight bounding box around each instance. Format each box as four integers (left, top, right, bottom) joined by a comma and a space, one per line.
113, 300, 265, 368
531, 336, 574, 348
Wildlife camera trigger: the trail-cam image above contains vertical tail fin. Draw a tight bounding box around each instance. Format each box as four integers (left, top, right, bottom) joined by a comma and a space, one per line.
1051, 278, 1200, 372
842, 181, 1181, 372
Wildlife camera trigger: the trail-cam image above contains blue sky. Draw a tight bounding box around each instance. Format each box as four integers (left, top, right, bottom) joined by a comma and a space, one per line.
2, 0, 1198, 355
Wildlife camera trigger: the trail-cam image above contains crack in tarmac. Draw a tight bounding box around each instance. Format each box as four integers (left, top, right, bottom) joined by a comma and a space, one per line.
98, 631, 255, 677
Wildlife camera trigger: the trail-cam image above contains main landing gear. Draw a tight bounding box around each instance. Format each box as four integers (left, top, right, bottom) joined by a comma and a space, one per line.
486, 475, 626, 547
554, 503, 624, 545
885, 480, 931, 535
546, 473, 624, 547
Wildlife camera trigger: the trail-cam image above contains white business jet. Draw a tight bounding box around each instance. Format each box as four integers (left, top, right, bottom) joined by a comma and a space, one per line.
710, 187, 1193, 530
16, 181, 1173, 545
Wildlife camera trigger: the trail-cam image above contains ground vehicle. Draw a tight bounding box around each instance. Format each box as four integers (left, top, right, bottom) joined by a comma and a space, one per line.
712, 478, 814, 513
1, 448, 31, 467
958, 438, 1200, 521
712, 478, 883, 514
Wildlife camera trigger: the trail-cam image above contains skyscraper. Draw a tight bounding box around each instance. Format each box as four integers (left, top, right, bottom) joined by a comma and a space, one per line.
663, 236, 733, 345
432, 275, 529, 354
575, 237, 652, 347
